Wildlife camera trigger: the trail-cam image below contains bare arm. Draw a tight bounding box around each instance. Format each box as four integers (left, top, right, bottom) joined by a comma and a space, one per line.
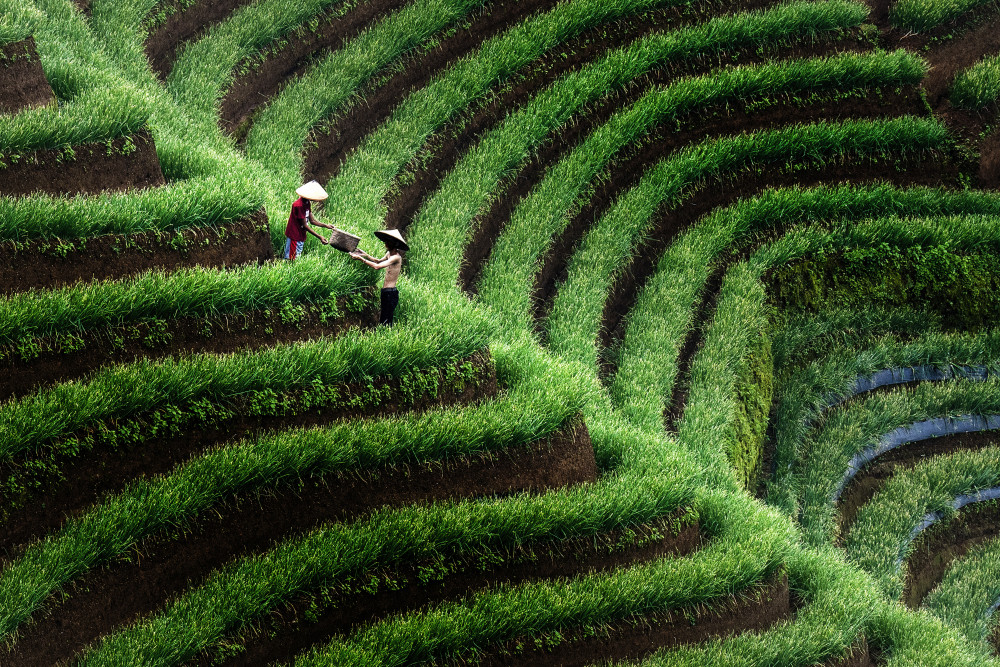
305, 210, 334, 230
351, 249, 386, 262
357, 255, 397, 270
306, 225, 329, 243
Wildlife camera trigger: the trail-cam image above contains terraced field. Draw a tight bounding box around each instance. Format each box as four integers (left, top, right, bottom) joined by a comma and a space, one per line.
2, 0, 1000, 664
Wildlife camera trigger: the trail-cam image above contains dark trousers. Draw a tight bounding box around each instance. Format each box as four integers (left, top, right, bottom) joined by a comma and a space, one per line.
380, 287, 399, 326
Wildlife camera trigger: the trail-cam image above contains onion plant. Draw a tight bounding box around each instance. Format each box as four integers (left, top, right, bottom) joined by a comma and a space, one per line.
924, 535, 1000, 646
950, 53, 1000, 110
846, 446, 1000, 599
890, 0, 994, 32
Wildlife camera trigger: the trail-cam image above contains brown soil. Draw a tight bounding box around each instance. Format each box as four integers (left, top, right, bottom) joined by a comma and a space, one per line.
0, 293, 376, 402
383, 0, 805, 237
199, 510, 701, 666
145, 0, 260, 79
870, 3, 1000, 181
0, 209, 271, 295
457, 10, 854, 295
446, 572, 790, 667
829, 637, 875, 667
219, 0, 409, 137
0, 129, 164, 197
920, 17, 1000, 104
302, 0, 561, 185
871, 1, 1000, 101
979, 125, 1000, 188
0, 350, 498, 559
1, 421, 598, 666
0, 37, 55, 114
903, 500, 1000, 608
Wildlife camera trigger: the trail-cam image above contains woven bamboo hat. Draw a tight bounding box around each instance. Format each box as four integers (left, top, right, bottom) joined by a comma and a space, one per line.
295, 180, 328, 201
374, 228, 409, 251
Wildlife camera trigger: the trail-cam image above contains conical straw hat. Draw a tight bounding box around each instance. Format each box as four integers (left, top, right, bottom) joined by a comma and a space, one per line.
295, 180, 328, 201
374, 228, 409, 251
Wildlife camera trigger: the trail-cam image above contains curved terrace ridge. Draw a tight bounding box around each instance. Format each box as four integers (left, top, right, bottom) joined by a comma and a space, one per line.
834, 412, 1000, 503
7, 0, 1000, 663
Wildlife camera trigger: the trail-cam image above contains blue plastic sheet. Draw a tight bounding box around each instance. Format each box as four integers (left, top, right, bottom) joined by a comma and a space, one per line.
833, 414, 1000, 503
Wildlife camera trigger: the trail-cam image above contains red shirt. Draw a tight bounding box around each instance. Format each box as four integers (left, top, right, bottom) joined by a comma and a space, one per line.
285, 197, 311, 242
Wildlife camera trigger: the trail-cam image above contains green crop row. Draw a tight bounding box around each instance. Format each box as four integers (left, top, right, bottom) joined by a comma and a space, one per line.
0, 340, 581, 639
78, 490, 778, 666
0, 0, 40, 48
407, 0, 872, 289
798, 376, 1000, 546
0, 176, 262, 241
320, 0, 869, 242
871, 602, 998, 667
924, 533, 1000, 646
951, 53, 1000, 110
244, 0, 494, 214
166, 0, 348, 128
543, 48, 926, 370
847, 446, 1000, 600
0, 255, 368, 348
890, 0, 994, 32
771, 306, 943, 372
0, 283, 489, 461
484, 113, 943, 333
676, 264, 773, 491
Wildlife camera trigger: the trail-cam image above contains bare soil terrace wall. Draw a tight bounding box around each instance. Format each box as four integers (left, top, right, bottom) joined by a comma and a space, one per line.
0, 129, 164, 197
0, 37, 54, 113
206, 510, 702, 666
0, 208, 272, 294
455, 573, 791, 666
1, 420, 598, 665
145, 0, 259, 78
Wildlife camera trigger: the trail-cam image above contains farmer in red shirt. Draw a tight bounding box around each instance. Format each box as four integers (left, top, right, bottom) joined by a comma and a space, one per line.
284, 180, 335, 260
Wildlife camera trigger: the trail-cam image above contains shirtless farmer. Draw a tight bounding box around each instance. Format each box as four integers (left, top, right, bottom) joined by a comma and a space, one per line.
351, 229, 407, 326
285, 180, 336, 260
